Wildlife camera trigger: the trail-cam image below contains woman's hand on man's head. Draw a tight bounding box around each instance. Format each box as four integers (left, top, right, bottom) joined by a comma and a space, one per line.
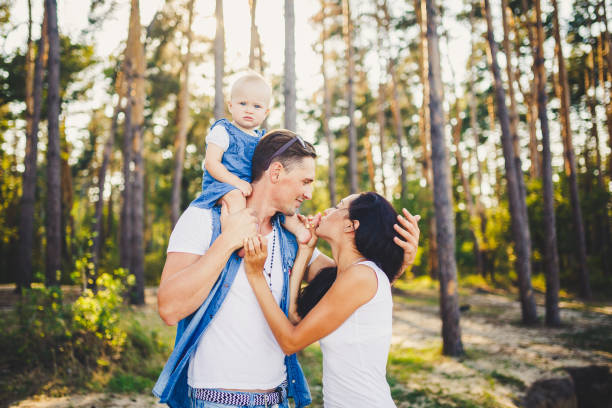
393, 208, 421, 279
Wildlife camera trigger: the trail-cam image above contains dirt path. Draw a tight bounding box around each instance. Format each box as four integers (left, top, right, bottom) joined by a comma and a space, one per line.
9, 288, 612, 408
389, 289, 612, 407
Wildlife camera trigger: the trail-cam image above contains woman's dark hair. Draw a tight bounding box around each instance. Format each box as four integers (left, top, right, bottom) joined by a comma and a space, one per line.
297, 192, 404, 317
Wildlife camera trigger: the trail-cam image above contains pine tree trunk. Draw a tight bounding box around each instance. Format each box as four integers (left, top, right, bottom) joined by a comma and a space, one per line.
468, 1, 490, 279
517, 1, 542, 180
502, 2, 531, 227
171, 0, 195, 228
598, 2, 612, 180
533, 0, 563, 320
376, 2, 388, 197
45, 0, 61, 287
249, 0, 257, 70
376, 82, 387, 198
389, 59, 407, 200
214, 0, 224, 120
415, 0, 438, 279
551, 0, 592, 298
319, 4, 336, 206
587, 52, 611, 278
284, 0, 296, 132
93, 97, 121, 276
18, 5, 47, 291
501, 0, 520, 155
483, 0, 538, 324
426, 0, 463, 356
60, 123, 74, 271
343, 0, 358, 194
25, 0, 34, 139
363, 132, 376, 192
120, 76, 133, 273
452, 113, 485, 277
126, 0, 146, 305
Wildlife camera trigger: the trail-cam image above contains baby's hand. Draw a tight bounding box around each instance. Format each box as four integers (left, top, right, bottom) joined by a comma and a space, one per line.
237, 180, 253, 197
243, 235, 268, 279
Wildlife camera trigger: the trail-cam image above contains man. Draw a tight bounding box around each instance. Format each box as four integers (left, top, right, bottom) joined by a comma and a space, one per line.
153, 129, 420, 408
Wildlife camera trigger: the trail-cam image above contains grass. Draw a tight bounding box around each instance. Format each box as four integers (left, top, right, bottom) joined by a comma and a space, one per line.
560, 325, 612, 353
0, 304, 175, 406
5, 282, 611, 408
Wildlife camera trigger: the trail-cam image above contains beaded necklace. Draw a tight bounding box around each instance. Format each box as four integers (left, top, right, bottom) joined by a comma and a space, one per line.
264, 226, 277, 289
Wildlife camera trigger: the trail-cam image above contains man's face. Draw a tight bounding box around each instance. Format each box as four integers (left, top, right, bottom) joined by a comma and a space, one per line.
274, 157, 316, 216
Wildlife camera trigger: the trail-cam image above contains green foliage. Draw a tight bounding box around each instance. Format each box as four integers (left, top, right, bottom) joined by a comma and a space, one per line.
0, 270, 173, 402
72, 269, 134, 352
1, 270, 132, 372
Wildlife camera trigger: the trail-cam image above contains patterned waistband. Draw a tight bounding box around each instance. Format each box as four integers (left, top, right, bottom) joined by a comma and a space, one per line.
190, 381, 288, 406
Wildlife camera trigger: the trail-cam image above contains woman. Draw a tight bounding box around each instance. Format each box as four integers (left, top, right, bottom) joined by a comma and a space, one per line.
243, 192, 419, 407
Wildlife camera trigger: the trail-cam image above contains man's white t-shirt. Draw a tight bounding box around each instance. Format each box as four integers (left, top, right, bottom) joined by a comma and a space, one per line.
167, 206, 320, 389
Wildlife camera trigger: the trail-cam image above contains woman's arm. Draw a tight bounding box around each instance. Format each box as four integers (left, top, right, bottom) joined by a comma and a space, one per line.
244, 236, 377, 355
288, 214, 319, 322
288, 246, 314, 323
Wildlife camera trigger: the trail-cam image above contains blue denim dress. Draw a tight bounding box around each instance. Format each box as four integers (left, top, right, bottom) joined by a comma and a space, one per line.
152, 206, 312, 408
191, 119, 265, 209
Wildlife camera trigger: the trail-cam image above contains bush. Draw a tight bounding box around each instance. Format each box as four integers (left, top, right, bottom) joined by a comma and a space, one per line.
1, 269, 133, 374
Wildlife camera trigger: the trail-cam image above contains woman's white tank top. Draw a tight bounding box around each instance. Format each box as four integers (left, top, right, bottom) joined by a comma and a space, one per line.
319, 260, 396, 407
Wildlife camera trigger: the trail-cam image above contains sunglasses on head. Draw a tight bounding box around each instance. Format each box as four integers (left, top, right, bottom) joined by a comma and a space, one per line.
264, 135, 307, 169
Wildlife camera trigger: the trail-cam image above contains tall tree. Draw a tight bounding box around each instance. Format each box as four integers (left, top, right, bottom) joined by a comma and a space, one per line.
483, 0, 538, 324
249, 0, 257, 69
120, 74, 133, 275
45, 0, 61, 287
130, 0, 146, 305
375, 3, 388, 198
467, 1, 489, 279
388, 59, 407, 199
92, 93, 122, 276
450, 100, 485, 277
342, 0, 358, 193
171, 0, 195, 227
284, 0, 296, 131
501, 0, 523, 188
249, 0, 264, 72
533, 0, 563, 319
586, 44, 610, 278
214, 0, 224, 120
416, 0, 438, 279
380, 1, 407, 199
318, 1, 337, 205
17, 3, 48, 290
121, 0, 146, 304
516, 0, 542, 180
426, 0, 463, 356
551, 0, 591, 301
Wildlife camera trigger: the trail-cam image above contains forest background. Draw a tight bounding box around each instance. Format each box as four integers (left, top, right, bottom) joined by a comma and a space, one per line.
1, 0, 611, 406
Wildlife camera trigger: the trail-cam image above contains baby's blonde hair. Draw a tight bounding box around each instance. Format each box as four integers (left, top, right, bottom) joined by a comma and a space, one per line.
230, 71, 272, 106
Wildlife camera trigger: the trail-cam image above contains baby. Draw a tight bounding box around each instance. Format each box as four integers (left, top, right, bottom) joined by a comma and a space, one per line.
192, 72, 309, 245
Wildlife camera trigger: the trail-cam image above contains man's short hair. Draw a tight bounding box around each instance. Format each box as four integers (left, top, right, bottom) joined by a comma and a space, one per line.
251, 129, 317, 182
